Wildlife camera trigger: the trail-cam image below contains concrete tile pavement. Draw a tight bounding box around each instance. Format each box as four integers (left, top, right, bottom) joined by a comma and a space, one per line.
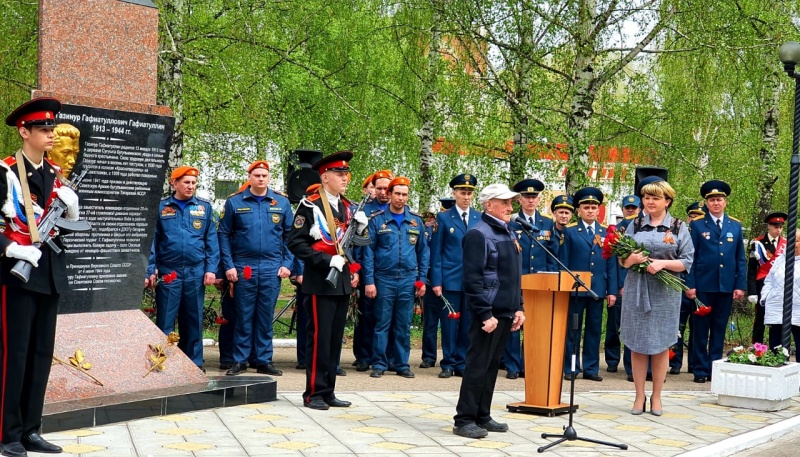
41, 389, 800, 456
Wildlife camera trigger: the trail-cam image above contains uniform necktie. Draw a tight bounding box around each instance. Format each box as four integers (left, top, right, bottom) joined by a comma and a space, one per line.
528, 216, 534, 227
716, 218, 722, 230
587, 224, 594, 237
462, 212, 468, 228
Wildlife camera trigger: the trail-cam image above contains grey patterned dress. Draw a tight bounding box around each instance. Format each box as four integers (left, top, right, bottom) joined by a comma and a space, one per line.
620, 212, 694, 354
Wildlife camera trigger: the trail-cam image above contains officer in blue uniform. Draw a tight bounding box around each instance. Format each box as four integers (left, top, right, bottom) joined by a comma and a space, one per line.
687, 180, 747, 383
146, 165, 219, 370
364, 176, 430, 378
218, 160, 295, 376
560, 187, 617, 381
604, 195, 640, 375
352, 169, 394, 371
502, 179, 558, 379
430, 173, 480, 378
669, 201, 705, 375
551, 195, 574, 245
420, 198, 455, 368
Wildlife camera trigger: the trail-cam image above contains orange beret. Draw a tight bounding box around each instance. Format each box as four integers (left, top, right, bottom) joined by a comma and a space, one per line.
248, 160, 270, 173
306, 183, 321, 195
170, 166, 199, 180
372, 169, 395, 184
388, 176, 410, 190
362, 173, 375, 188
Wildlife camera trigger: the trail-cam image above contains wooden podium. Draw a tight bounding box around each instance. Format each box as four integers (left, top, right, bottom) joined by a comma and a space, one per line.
507, 271, 591, 416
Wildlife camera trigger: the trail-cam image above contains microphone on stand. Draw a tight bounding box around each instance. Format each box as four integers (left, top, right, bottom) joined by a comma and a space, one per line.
514, 216, 540, 232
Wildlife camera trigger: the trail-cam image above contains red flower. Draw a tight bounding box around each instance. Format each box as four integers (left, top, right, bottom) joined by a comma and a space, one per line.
447, 311, 461, 320
414, 280, 425, 289
215, 316, 229, 325
143, 307, 155, 314
243, 266, 252, 280
602, 225, 619, 260
349, 262, 362, 274
668, 348, 676, 360
694, 305, 712, 317
163, 271, 177, 284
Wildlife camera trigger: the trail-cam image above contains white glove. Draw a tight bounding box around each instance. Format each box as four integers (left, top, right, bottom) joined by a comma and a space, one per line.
748, 295, 758, 304
329, 255, 346, 272
5, 242, 41, 267
354, 211, 368, 233
56, 186, 80, 221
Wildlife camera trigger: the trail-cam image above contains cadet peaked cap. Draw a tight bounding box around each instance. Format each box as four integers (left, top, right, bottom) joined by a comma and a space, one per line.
687, 201, 705, 217
388, 176, 410, 191
248, 160, 270, 173
439, 198, 456, 210
6, 97, 61, 128
513, 179, 545, 196
450, 173, 477, 190
551, 195, 574, 212
371, 169, 395, 184
700, 180, 731, 199
574, 187, 604, 206
766, 211, 788, 225
621, 195, 641, 208
170, 166, 199, 180
479, 183, 519, 204
313, 150, 352, 173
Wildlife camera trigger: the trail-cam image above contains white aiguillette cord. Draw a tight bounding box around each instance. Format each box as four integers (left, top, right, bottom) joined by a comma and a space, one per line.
15, 149, 40, 244
317, 188, 344, 256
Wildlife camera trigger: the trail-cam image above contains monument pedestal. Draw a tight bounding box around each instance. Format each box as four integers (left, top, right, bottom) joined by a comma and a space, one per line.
507, 271, 591, 416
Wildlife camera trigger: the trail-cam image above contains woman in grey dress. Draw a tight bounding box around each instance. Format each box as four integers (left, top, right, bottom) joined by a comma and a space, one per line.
620, 180, 693, 416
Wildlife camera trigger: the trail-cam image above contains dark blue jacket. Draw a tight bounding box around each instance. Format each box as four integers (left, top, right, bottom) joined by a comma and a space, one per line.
686, 213, 747, 292
147, 194, 219, 276
462, 213, 523, 322
559, 219, 618, 298
430, 206, 481, 291
363, 207, 429, 284
508, 210, 559, 273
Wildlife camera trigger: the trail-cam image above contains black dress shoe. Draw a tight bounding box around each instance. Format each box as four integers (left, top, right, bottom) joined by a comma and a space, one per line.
1, 442, 27, 457
336, 367, 346, 376
477, 419, 508, 432
506, 371, 519, 380
607, 366, 618, 373
219, 363, 232, 370
519, 371, 525, 378
438, 369, 453, 379
669, 367, 681, 375
583, 374, 603, 381
22, 433, 62, 454
397, 369, 415, 378
226, 362, 247, 376
256, 363, 283, 376
419, 360, 435, 368
454, 369, 465, 377
453, 423, 488, 439
296, 363, 306, 370
325, 397, 352, 407
304, 398, 330, 410
564, 372, 577, 381
693, 376, 707, 383
370, 369, 384, 378
355, 362, 370, 372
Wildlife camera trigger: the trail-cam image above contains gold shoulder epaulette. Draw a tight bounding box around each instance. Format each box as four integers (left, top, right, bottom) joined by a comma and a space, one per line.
566, 222, 578, 228
692, 215, 704, 221
729, 216, 740, 222
625, 214, 637, 220
540, 213, 553, 219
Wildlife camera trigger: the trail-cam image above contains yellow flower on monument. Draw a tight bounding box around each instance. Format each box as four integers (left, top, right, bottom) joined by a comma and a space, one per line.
167, 332, 180, 344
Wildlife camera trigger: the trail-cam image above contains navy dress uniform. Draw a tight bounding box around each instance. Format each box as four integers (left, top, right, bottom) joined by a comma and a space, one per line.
559, 187, 618, 380
287, 151, 364, 409
430, 173, 480, 377
503, 179, 558, 378
420, 198, 454, 368
550, 195, 574, 244
747, 211, 787, 345
0, 98, 78, 455
218, 161, 295, 375
670, 202, 705, 374
687, 181, 747, 383
363, 177, 430, 377
147, 166, 220, 368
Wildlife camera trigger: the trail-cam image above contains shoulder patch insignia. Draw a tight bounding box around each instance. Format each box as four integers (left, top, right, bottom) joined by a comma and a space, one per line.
293, 215, 305, 229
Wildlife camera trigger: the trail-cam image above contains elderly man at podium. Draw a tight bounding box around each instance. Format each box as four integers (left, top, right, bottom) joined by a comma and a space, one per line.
453, 183, 524, 439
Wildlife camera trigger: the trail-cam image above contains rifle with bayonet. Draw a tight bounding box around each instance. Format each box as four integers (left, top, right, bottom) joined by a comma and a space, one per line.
325, 194, 371, 287
11, 167, 92, 283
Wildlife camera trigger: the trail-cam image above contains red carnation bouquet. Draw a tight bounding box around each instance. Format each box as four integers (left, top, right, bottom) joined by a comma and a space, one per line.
603, 225, 710, 316
441, 294, 461, 320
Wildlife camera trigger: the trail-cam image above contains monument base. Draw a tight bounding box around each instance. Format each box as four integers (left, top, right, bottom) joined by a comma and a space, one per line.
506, 401, 577, 417
44, 310, 277, 432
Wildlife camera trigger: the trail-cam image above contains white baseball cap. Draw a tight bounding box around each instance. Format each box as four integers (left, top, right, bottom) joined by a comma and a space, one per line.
478, 183, 520, 204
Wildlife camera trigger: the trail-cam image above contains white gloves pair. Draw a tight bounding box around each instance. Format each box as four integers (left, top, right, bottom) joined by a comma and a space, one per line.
329, 255, 346, 272
56, 186, 80, 221
354, 211, 368, 233
5, 242, 41, 267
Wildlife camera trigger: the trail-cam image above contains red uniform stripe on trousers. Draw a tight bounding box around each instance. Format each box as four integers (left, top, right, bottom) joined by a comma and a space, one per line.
0, 285, 7, 440
306, 294, 319, 403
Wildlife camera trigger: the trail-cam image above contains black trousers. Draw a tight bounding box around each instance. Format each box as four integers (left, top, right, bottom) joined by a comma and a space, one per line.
768, 324, 800, 360
303, 293, 348, 403
0, 286, 59, 443
454, 316, 512, 427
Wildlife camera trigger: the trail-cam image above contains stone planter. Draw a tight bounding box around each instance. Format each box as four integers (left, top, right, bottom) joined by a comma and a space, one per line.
711, 359, 800, 411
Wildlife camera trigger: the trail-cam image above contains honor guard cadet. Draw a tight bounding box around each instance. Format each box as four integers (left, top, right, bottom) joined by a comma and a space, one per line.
670, 201, 706, 375
363, 177, 430, 378
430, 173, 480, 378
686, 180, 747, 383
218, 160, 295, 377
1, 98, 80, 455
287, 151, 369, 410
605, 195, 640, 376
503, 179, 558, 379
146, 166, 219, 370
559, 187, 618, 381
420, 198, 456, 368
550, 195, 574, 243
352, 169, 395, 371
747, 211, 787, 345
